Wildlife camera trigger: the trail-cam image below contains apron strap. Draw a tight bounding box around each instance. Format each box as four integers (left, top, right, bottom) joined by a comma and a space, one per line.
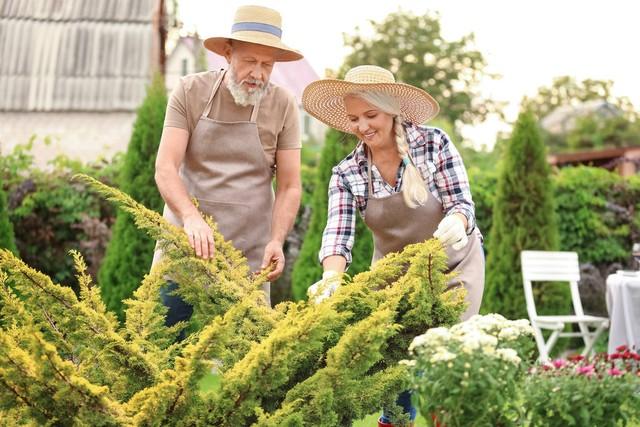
250, 93, 261, 122
202, 69, 227, 118
366, 146, 374, 197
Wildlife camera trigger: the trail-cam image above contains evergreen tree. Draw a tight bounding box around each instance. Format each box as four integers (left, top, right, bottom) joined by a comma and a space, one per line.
98, 75, 167, 319
0, 175, 465, 426
0, 187, 17, 255
291, 130, 373, 300
482, 111, 568, 319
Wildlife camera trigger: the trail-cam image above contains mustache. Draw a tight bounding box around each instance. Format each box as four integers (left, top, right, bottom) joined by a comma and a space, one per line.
242, 78, 264, 88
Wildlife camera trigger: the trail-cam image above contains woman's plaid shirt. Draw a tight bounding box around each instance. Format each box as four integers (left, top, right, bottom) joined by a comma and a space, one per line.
319, 122, 477, 267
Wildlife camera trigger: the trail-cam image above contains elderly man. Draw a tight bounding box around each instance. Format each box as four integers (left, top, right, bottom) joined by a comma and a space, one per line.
154, 5, 302, 317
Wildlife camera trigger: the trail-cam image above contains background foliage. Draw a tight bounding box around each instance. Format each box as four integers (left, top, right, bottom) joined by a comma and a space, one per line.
98, 75, 167, 319
0, 137, 119, 288
482, 111, 565, 319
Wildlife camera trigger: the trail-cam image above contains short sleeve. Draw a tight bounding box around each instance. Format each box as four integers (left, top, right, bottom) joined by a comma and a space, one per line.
163, 79, 189, 131
276, 93, 301, 150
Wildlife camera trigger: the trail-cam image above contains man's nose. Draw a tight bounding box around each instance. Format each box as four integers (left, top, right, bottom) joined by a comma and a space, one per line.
249, 65, 263, 81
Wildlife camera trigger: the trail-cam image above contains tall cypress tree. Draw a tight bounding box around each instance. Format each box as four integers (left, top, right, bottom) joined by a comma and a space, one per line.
291, 129, 373, 300
482, 110, 568, 319
0, 187, 18, 255
98, 75, 167, 319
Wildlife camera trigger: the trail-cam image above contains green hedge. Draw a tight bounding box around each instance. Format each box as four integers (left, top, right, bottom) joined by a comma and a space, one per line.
0, 186, 17, 254
554, 166, 640, 264
472, 166, 640, 267
0, 139, 119, 287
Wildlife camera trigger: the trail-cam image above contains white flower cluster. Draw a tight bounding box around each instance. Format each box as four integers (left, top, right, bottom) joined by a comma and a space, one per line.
408, 314, 534, 365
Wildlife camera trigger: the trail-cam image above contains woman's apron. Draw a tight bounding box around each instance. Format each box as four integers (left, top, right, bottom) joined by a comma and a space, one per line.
152, 70, 274, 302
362, 149, 484, 320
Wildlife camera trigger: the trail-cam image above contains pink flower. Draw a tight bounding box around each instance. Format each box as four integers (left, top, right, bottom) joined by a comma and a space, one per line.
576, 365, 595, 376
607, 367, 624, 376
552, 359, 567, 369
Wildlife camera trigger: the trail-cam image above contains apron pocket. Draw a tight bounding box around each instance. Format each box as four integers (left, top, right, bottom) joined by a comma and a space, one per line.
196, 199, 250, 249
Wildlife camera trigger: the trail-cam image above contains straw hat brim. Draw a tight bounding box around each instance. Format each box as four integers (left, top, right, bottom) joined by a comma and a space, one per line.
302, 80, 440, 134
204, 35, 303, 62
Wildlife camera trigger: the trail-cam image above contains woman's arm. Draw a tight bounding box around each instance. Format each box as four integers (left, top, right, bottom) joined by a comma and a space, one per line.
318, 170, 357, 269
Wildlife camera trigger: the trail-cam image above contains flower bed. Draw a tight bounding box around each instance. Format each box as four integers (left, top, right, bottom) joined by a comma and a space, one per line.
408, 315, 640, 427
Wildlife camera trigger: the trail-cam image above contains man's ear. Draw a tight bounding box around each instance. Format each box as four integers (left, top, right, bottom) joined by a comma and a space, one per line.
223, 41, 233, 63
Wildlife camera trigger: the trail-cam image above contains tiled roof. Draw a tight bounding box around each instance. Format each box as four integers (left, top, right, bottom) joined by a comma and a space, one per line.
0, 0, 159, 111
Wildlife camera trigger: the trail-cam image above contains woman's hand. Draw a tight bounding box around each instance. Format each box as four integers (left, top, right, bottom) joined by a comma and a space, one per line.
307, 270, 342, 303
434, 213, 468, 250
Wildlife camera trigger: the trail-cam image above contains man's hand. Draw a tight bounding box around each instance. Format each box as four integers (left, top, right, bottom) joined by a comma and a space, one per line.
307, 270, 341, 304
183, 213, 215, 259
261, 240, 285, 281
433, 213, 469, 251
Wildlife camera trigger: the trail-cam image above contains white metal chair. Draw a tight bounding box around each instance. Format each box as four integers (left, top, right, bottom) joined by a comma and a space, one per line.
521, 250, 609, 362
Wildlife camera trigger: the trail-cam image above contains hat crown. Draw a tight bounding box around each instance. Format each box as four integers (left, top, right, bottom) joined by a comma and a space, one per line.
233, 5, 282, 32
344, 65, 396, 84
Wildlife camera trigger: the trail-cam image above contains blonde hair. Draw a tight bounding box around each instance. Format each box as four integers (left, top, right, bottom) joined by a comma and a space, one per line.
350, 91, 429, 208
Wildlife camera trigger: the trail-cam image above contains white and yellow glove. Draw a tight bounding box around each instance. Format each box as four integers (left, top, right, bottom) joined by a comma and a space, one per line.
433, 214, 469, 250
307, 270, 341, 304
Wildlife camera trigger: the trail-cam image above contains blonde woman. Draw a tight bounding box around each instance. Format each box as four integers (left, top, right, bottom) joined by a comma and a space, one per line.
302, 65, 484, 427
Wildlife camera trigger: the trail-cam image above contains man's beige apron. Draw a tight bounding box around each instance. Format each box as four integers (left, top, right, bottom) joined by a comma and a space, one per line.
152, 70, 273, 303
363, 149, 484, 320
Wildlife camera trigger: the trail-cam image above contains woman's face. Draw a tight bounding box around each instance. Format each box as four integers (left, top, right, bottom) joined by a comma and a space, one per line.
344, 95, 395, 150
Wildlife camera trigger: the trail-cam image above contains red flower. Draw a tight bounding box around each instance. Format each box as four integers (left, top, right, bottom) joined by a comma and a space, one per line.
576, 365, 595, 376
609, 353, 621, 360
568, 354, 585, 362
616, 345, 628, 352
607, 367, 624, 376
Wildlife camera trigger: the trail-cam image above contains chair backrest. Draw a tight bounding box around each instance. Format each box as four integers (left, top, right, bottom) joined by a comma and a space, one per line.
521, 250, 584, 318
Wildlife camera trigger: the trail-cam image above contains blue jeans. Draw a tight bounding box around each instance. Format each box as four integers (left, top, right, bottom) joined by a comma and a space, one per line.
160, 280, 193, 341
380, 390, 416, 423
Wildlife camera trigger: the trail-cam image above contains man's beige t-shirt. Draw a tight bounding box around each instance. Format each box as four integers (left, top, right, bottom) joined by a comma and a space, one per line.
164, 70, 301, 168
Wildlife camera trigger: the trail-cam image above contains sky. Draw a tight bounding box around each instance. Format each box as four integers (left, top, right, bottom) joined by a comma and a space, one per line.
177, 0, 640, 149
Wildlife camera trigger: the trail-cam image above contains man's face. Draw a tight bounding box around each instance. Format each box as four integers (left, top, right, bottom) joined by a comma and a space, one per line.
225, 40, 278, 94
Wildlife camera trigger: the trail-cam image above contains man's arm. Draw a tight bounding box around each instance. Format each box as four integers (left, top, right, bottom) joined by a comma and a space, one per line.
155, 127, 214, 259
261, 148, 302, 280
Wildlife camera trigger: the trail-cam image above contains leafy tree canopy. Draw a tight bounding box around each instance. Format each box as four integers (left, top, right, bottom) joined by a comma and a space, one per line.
340, 10, 503, 132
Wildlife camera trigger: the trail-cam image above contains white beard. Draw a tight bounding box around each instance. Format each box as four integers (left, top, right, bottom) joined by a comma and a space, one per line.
226, 67, 267, 107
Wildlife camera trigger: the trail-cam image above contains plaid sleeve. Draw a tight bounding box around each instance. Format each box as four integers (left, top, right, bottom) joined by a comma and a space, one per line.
433, 131, 476, 233
318, 169, 356, 267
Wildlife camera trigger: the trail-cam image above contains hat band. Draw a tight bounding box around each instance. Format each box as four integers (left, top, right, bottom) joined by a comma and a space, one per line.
231, 22, 283, 38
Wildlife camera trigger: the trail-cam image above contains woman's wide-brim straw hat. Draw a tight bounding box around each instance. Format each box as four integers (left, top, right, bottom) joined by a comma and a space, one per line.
303, 65, 440, 134
204, 5, 302, 62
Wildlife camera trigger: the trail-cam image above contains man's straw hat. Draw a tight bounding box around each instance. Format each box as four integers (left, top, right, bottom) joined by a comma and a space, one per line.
303, 65, 439, 134
204, 5, 302, 62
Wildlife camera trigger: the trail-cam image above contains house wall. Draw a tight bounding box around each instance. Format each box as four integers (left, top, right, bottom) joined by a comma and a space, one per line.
165, 43, 196, 92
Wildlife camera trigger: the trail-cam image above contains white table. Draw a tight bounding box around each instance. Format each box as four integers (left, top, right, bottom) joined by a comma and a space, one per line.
606, 271, 640, 354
